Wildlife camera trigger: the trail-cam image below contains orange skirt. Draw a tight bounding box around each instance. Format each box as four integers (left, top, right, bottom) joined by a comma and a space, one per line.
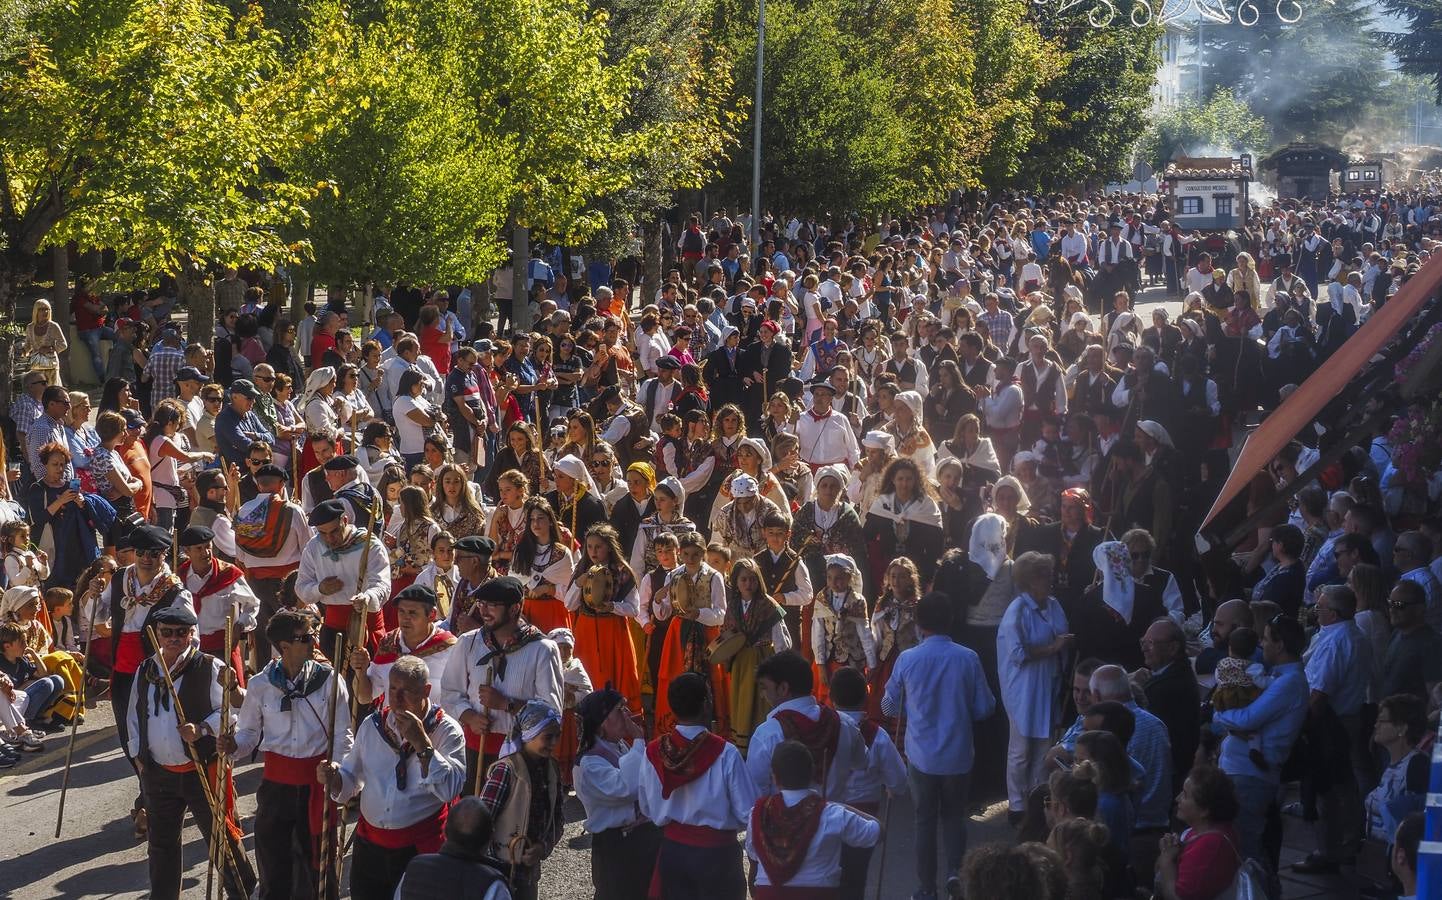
652, 618, 729, 736
556, 708, 578, 786
523, 597, 572, 635
572, 612, 641, 713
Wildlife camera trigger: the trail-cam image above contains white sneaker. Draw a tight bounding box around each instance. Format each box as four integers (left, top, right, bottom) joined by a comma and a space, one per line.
17, 730, 44, 751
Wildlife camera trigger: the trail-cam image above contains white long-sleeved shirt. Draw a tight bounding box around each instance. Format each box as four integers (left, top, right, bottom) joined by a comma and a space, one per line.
126, 648, 225, 766
234, 494, 312, 572
563, 577, 640, 618
232, 660, 353, 761
981, 383, 1023, 431
836, 709, 908, 806
745, 696, 867, 799
745, 790, 880, 888
573, 740, 646, 832
101, 567, 197, 638
184, 564, 260, 637
658, 566, 727, 628
623, 724, 757, 830
811, 592, 878, 669
795, 410, 860, 468
439, 629, 563, 741
365, 627, 457, 699
296, 532, 391, 612
333, 704, 467, 828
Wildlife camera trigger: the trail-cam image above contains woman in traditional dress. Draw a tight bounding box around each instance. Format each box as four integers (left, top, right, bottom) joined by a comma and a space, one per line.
299, 366, 343, 478
864, 457, 944, 585
486, 468, 532, 573
509, 496, 575, 634
791, 465, 865, 594
990, 474, 1038, 560
887, 390, 935, 477
708, 436, 791, 533
847, 430, 898, 520
768, 432, 813, 509
384, 485, 441, 626
651, 531, 727, 734
629, 477, 696, 578
720, 557, 790, 751
563, 524, 642, 713
431, 462, 486, 539
486, 423, 544, 501
867, 557, 921, 724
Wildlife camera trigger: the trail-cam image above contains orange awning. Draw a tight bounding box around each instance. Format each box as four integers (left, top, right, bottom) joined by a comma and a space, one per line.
1199, 254, 1442, 532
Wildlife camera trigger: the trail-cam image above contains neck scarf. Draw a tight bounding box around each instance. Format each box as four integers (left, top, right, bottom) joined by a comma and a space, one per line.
144, 646, 199, 713
477, 620, 545, 679
371, 704, 444, 789
751, 793, 826, 886
645, 728, 727, 798
266, 658, 331, 711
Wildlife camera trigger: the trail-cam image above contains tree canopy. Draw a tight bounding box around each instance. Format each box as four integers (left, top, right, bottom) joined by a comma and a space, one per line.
1377, 0, 1442, 106
1137, 88, 1270, 171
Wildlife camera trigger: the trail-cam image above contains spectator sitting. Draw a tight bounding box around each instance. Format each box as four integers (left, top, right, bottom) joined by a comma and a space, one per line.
0, 618, 66, 732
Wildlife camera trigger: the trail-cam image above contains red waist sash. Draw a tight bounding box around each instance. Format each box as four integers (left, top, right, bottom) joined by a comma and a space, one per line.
264, 752, 328, 846
465, 731, 506, 754
356, 805, 448, 853
661, 822, 736, 847
114, 631, 145, 674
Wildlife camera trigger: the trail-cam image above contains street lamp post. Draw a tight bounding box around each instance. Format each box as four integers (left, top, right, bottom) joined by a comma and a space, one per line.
751, 0, 764, 250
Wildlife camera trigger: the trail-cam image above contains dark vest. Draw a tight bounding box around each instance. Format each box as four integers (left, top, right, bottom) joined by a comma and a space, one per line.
609, 495, 654, 553
137, 651, 221, 764
1020, 362, 1060, 415
755, 548, 803, 646
398, 851, 506, 900
337, 481, 382, 535
305, 468, 333, 508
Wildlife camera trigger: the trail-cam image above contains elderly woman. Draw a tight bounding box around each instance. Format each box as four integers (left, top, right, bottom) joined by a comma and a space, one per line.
1155, 765, 1243, 900
997, 551, 1072, 820
299, 366, 342, 477
791, 464, 865, 592
1363, 693, 1428, 844
1057, 311, 1101, 367
1143, 308, 1184, 370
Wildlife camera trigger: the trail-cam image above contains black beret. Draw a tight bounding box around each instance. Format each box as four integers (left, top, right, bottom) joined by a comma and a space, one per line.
324, 455, 359, 472
395, 584, 438, 608
254, 464, 288, 482
116, 529, 138, 551
475, 576, 524, 606
308, 499, 347, 527
656, 356, 682, 370
151, 605, 197, 627
178, 526, 215, 546
132, 525, 172, 552
454, 535, 497, 556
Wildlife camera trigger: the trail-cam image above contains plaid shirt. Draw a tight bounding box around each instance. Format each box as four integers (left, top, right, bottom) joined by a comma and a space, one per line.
977, 309, 1014, 349
478, 755, 564, 854
9, 394, 42, 436
145, 344, 185, 404
26, 413, 73, 480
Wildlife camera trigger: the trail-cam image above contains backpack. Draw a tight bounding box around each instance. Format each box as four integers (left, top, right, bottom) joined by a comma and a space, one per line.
1212, 832, 1268, 900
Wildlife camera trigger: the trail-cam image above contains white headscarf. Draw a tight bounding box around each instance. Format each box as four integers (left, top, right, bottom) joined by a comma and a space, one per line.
894, 390, 924, 426
1136, 420, 1175, 450
814, 465, 849, 495
992, 474, 1032, 515
821, 553, 864, 598
656, 475, 686, 508
0, 585, 40, 620
968, 513, 1008, 579
737, 436, 773, 472
1094, 541, 1136, 624
1069, 311, 1092, 330
862, 431, 896, 453
302, 366, 337, 408
730, 473, 759, 498
552, 453, 600, 498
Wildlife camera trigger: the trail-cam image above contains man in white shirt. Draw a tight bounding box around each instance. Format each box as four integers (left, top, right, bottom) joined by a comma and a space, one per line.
1295, 584, 1373, 873
296, 499, 390, 666
319, 655, 467, 900
350, 584, 457, 706
795, 380, 860, 470
746, 651, 866, 801
621, 672, 757, 900
127, 605, 257, 900
178, 525, 258, 678
1058, 219, 1090, 268
224, 608, 352, 900
745, 740, 880, 896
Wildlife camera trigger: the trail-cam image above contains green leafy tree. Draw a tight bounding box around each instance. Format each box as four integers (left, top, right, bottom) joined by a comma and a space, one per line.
1013, 6, 1159, 189
1136, 88, 1270, 171
1197, 0, 1385, 144
1377, 1, 1442, 105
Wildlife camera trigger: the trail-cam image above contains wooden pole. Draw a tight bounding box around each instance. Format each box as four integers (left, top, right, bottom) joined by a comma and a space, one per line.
318, 634, 344, 900
53, 599, 91, 838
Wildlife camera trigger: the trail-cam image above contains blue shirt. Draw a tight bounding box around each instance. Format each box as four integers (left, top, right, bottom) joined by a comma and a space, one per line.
997, 593, 1069, 739
1030, 229, 1051, 261
1213, 661, 1308, 784
881, 634, 996, 775
1125, 702, 1173, 829
214, 405, 275, 469
1303, 620, 1371, 716
503, 357, 537, 419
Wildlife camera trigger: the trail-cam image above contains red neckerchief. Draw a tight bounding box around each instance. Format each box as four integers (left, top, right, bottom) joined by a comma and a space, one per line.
750, 793, 826, 886
645, 728, 727, 798
178, 560, 245, 619
373, 626, 457, 665
775, 706, 841, 786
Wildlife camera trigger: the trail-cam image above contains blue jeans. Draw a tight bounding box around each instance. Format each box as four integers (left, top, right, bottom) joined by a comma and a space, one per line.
78, 326, 117, 383
1231, 774, 1279, 866
20, 674, 65, 723
907, 764, 971, 895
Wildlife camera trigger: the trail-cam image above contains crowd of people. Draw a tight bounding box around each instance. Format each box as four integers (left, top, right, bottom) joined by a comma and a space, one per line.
1, 185, 1440, 900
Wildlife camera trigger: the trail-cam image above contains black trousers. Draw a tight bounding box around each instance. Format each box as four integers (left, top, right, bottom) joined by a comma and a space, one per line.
250, 577, 287, 668
839, 842, 875, 900
255, 779, 332, 900
141, 763, 257, 900
657, 837, 746, 900
593, 823, 663, 900
111, 672, 145, 809
464, 745, 500, 796
351, 835, 417, 900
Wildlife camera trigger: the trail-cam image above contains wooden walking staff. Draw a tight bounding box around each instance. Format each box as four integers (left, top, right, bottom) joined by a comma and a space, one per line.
143, 625, 246, 893
53, 598, 94, 838
207, 608, 235, 900
471, 661, 494, 797
318, 634, 345, 900
336, 492, 382, 874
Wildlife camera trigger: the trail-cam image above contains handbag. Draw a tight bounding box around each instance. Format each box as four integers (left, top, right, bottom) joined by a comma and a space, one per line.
1212, 830, 1268, 900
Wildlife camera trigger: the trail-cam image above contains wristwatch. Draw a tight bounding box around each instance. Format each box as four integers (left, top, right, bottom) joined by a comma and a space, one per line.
416, 747, 435, 764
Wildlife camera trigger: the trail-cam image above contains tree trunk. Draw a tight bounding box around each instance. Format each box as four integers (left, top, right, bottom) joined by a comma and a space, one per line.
471, 280, 490, 335
291, 279, 310, 323
179, 257, 214, 348
643, 217, 662, 312
512, 226, 530, 334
